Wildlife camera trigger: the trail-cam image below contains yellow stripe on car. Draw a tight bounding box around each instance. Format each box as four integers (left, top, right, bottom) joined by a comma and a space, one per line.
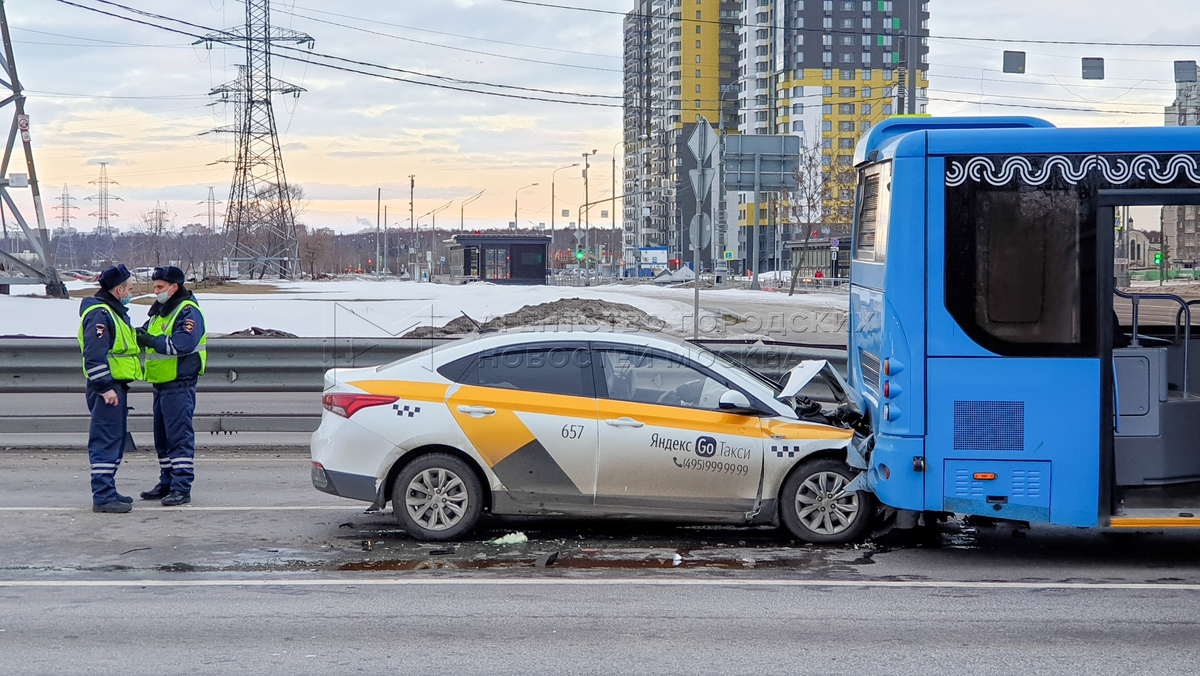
347, 380, 449, 403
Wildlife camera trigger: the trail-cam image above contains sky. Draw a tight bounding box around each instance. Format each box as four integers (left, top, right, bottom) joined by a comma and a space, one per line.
8, 0, 1200, 235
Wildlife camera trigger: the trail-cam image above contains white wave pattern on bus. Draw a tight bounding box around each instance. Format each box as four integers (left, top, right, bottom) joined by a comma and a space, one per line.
945, 154, 1200, 187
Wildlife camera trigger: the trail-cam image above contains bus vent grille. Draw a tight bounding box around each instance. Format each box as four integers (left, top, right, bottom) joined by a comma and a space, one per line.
859, 349, 881, 391
953, 401, 1024, 451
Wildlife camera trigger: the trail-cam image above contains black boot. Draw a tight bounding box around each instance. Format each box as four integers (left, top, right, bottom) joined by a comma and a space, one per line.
161, 491, 191, 507
140, 484, 170, 500
115, 493, 134, 504
93, 501, 132, 514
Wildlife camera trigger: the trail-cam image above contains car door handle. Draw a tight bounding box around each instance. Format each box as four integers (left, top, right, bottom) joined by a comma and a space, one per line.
456, 405, 496, 417
605, 417, 644, 428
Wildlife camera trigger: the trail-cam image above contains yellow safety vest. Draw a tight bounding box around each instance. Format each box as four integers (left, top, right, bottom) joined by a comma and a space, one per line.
144, 299, 207, 384
77, 303, 144, 382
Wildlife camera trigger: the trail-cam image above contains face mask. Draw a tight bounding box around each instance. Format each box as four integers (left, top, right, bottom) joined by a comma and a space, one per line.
119, 295, 132, 306
156, 292, 170, 304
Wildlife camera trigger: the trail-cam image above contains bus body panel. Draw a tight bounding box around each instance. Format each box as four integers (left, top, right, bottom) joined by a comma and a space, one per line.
925, 357, 1101, 527
924, 155, 996, 359
850, 144, 929, 511
926, 126, 1200, 158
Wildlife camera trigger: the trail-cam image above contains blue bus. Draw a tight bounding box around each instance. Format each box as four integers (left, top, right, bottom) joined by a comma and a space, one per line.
849, 116, 1200, 531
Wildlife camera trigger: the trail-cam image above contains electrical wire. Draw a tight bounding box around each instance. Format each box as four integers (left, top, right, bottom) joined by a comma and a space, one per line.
288, 3, 622, 61
277, 8, 621, 73
499, 0, 1200, 49
47, 0, 1185, 119
64, 0, 621, 104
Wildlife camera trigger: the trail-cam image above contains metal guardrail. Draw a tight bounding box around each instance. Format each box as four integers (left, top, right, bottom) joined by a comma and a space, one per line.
0, 337, 847, 435
0, 337, 448, 394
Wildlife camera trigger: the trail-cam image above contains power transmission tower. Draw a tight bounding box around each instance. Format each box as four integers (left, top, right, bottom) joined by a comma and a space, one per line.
85, 162, 121, 268
0, 2, 66, 297
201, 1, 313, 279
53, 184, 77, 268
201, 186, 221, 232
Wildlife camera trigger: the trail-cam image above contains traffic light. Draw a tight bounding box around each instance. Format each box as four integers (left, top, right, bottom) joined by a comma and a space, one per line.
1155, 252, 1163, 265
575, 248, 584, 260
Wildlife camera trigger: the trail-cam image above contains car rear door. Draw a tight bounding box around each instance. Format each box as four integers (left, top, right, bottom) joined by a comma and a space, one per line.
592, 344, 764, 517
446, 341, 598, 509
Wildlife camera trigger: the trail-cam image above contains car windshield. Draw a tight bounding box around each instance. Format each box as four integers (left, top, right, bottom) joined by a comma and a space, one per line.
691, 343, 783, 396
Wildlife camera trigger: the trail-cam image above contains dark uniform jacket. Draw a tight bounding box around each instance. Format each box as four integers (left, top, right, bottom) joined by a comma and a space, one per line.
79, 290, 136, 391
141, 288, 206, 384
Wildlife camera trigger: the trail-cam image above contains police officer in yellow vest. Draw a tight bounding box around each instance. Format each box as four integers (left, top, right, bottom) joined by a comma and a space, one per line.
79, 264, 143, 513
134, 266, 206, 506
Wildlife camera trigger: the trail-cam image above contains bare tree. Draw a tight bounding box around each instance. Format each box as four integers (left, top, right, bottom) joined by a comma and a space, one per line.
298, 225, 334, 279
787, 134, 829, 295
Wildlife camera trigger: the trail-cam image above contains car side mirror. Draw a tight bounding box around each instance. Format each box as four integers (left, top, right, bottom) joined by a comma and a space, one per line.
718, 389, 754, 412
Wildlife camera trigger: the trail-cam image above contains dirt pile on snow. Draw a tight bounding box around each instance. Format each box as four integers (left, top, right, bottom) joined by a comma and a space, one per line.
403, 297, 669, 338
225, 326, 299, 337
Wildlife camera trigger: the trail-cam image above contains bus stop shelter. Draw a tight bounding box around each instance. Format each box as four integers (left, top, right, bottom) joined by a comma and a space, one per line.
447, 233, 551, 284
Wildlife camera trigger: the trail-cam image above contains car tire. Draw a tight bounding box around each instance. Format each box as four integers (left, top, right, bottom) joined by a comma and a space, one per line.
392, 453, 483, 541
779, 457, 874, 544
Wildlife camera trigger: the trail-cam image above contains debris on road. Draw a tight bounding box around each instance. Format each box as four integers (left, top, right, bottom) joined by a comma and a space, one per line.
487, 532, 529, 545
535, 551, 559, 568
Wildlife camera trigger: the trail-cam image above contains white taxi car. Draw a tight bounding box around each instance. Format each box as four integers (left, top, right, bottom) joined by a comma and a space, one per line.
310, 330, 873, 543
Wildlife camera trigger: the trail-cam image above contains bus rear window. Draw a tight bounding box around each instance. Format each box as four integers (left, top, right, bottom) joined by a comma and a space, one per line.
854, 161, 892, 263
944, 181, 1095, 357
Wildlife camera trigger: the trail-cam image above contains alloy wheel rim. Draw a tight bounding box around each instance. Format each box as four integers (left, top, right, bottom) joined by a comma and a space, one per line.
795, 471, 860, 535
405, 468, 468, 531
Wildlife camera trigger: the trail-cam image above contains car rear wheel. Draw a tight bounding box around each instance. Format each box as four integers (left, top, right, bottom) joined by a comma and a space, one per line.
779, 457, 874, 544
393, 453, 482, 541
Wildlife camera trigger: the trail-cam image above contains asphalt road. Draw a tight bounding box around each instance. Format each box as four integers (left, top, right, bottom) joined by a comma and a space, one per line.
2, 450, 1200, 673
3, 582, 1197, 675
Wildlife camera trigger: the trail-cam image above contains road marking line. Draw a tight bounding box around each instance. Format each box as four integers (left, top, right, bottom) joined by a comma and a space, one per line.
0, 506, 368, 512
0, 578, 1198, 591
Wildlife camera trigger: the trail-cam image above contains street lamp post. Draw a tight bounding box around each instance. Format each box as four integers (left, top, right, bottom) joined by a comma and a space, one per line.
612, 140, 621, 278
416, 200, 452, 281
408, 175, 415, 279
514, 182, 539, 234
460, 190, 485, 232
430, 200, 451, 277
582, 149, 598, 284
375, 187, 382, 279
550, 163, 579, 271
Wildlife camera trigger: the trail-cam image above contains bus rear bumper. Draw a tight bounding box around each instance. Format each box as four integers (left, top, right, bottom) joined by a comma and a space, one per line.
867, 433, 925, 512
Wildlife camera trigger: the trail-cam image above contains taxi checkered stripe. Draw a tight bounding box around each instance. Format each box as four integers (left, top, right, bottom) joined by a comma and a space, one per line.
393, 403, 422, 418
773, 445, 799, 458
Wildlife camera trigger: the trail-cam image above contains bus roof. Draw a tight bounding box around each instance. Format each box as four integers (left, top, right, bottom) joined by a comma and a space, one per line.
854, 115, 1200, 165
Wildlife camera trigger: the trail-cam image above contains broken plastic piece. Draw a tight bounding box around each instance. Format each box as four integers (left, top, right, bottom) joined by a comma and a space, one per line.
486, 532, 528, 545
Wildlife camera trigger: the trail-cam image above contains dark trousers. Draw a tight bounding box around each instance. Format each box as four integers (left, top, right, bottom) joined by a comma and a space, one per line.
86, 384, 128, 505
153, 381, 196, 494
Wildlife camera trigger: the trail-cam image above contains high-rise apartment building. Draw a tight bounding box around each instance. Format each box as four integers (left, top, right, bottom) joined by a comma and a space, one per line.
623, 0, 741, 273
1163, 79, 1200, 265
736, 0, 928, 274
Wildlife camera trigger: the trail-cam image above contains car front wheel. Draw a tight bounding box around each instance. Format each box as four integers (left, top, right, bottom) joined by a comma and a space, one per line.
393, 453, 483, 541
779, 458, 874, 544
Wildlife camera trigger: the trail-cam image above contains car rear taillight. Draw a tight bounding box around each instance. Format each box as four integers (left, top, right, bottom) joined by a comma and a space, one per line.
322, 393, 398, 418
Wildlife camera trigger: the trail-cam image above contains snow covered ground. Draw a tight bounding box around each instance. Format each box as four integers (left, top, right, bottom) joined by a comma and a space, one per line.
0, 278, 849, 339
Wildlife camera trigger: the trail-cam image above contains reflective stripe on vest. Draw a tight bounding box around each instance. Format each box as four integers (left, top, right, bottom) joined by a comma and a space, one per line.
144, 299, 207, 384
77, 304, 144, 382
